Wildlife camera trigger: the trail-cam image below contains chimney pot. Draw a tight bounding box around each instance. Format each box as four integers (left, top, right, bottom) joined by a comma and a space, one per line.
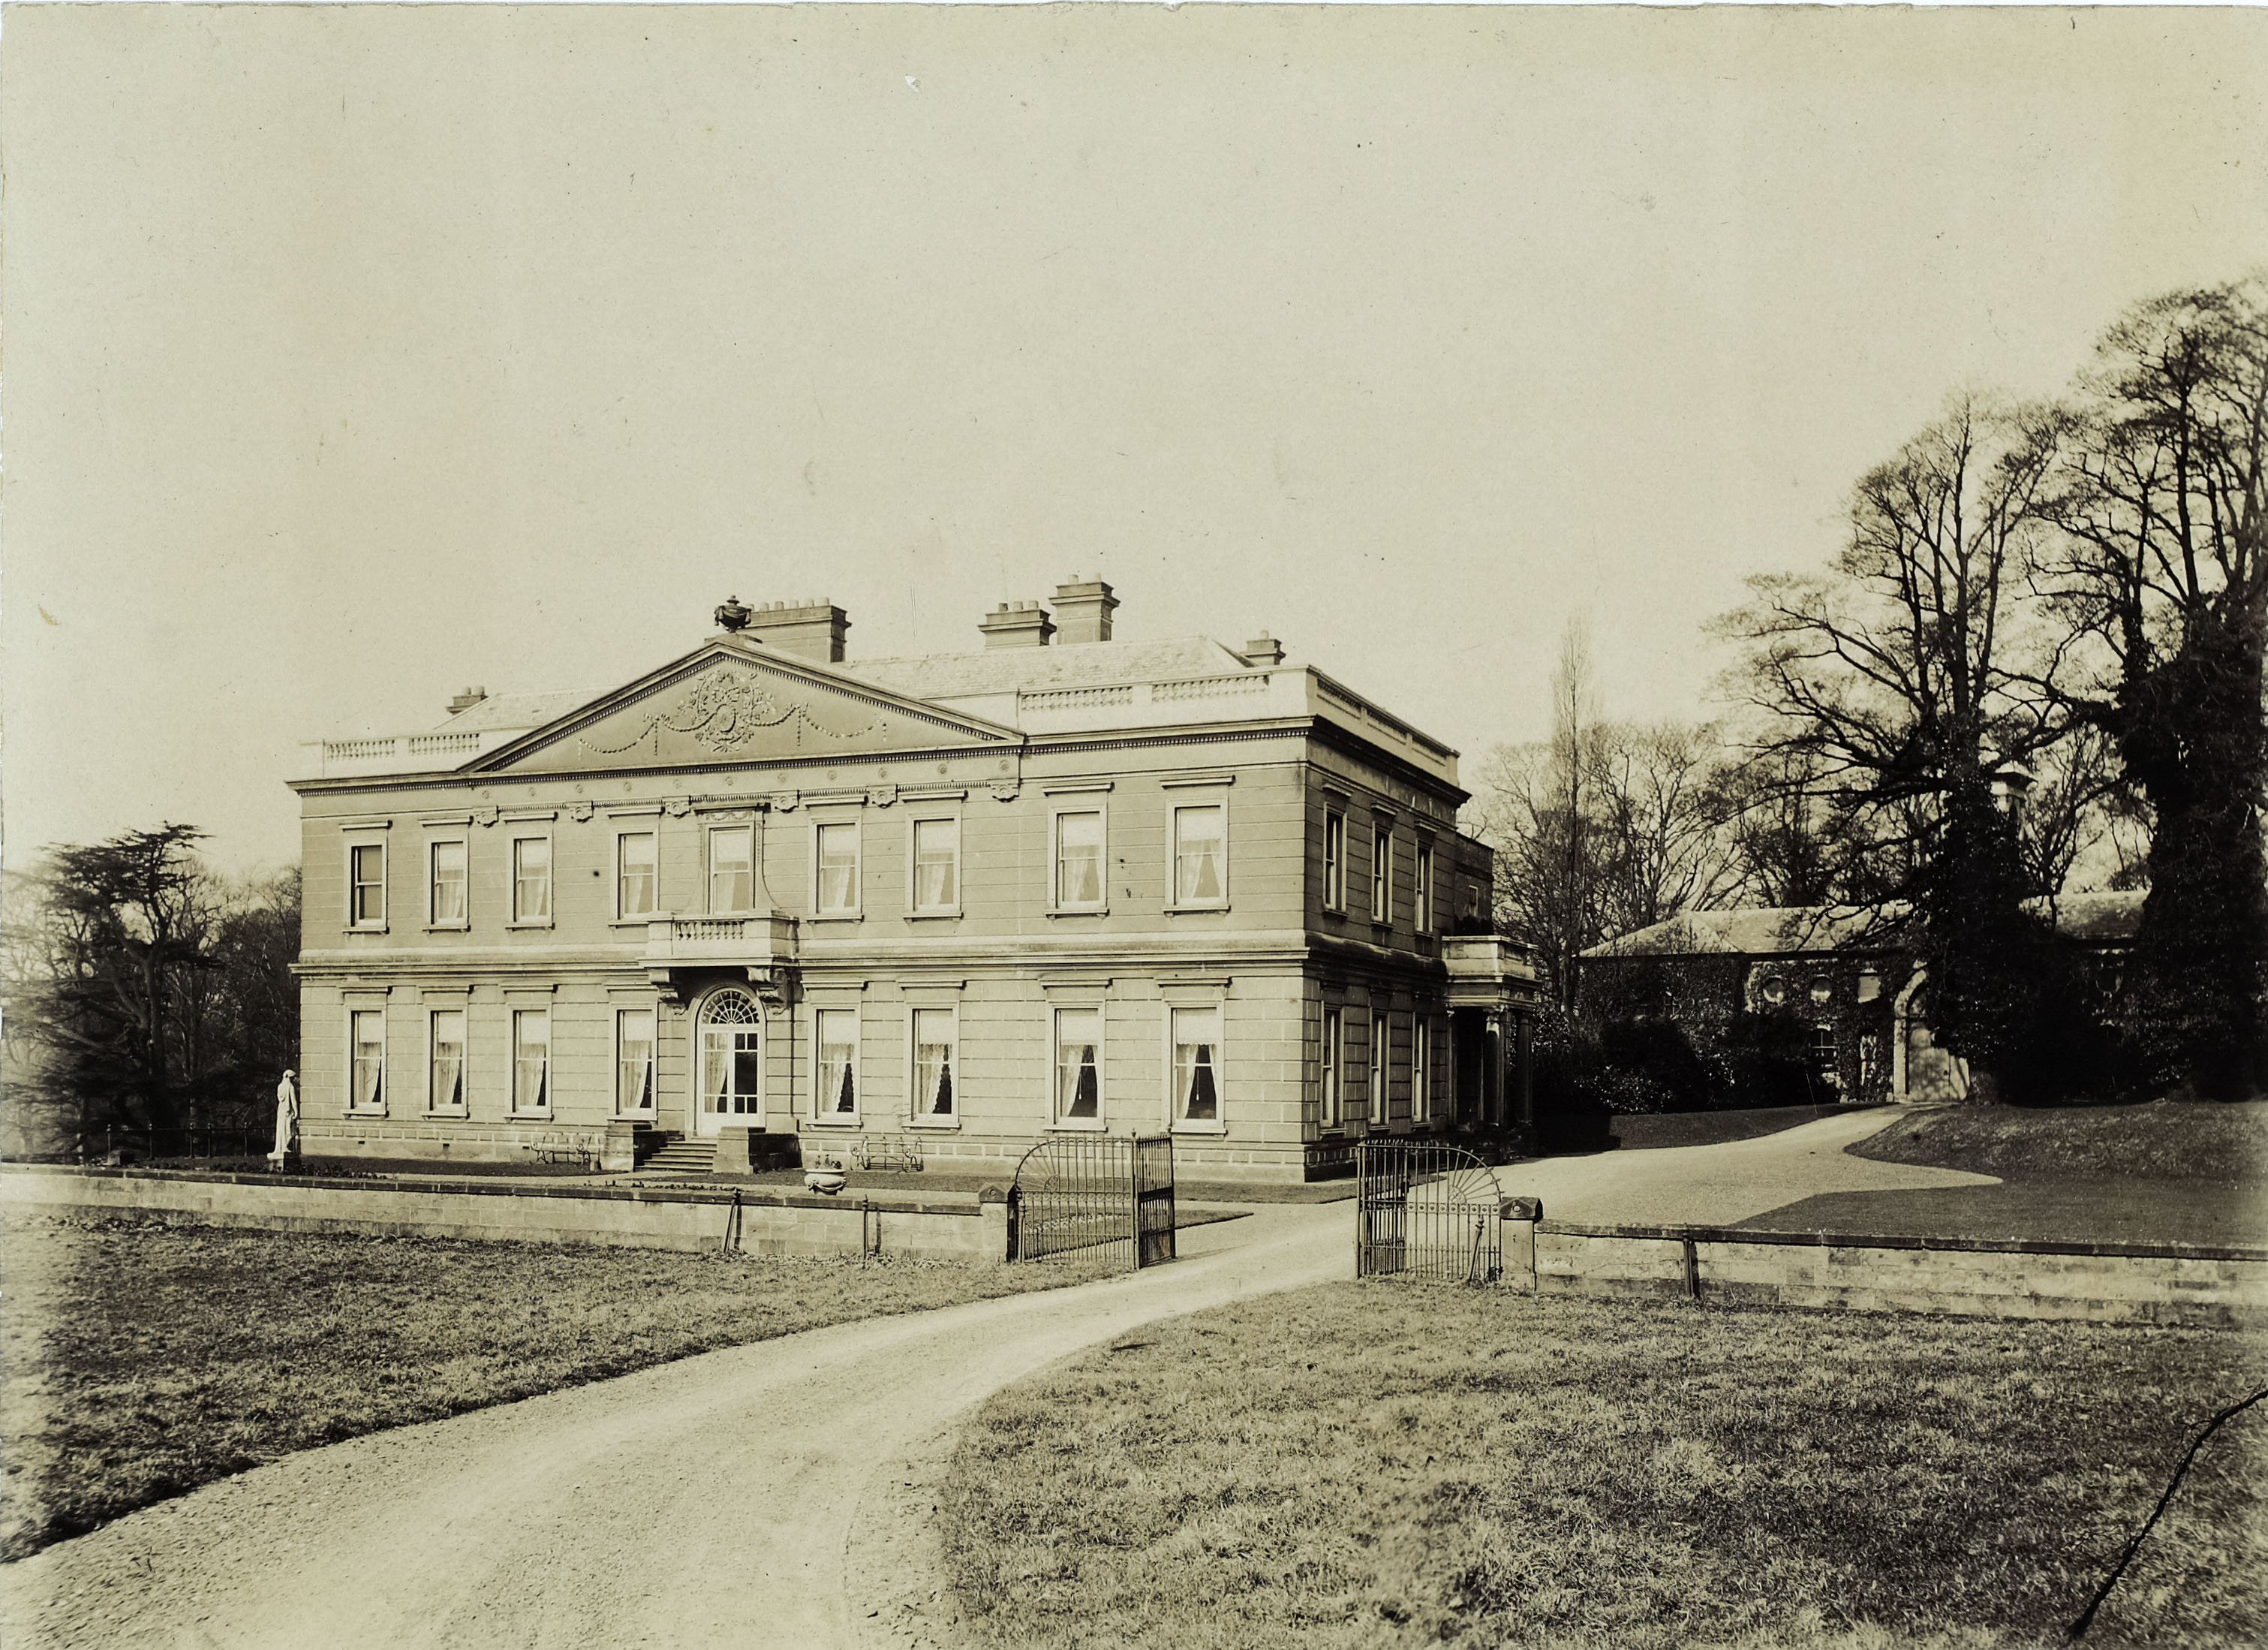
743, 599, 851, 664
979, 600, 1055, 648
1051, 574, 1119, 644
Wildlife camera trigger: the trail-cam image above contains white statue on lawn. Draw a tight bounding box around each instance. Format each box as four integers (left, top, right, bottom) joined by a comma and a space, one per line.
268, 1069, 299, 1171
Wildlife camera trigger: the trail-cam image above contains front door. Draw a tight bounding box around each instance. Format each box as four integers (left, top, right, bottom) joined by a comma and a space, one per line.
696, 988, 764, 1137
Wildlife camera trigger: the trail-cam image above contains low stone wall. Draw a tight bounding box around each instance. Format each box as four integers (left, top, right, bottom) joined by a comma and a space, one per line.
1, 1165, 1007, 1263
1507, 1216, 2268, 1328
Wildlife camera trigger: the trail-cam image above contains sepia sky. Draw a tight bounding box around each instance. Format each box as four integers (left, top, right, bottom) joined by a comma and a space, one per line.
4, 4, 2263, 875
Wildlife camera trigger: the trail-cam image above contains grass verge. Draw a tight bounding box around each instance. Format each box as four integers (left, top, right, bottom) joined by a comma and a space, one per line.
1851, 1101, 2268, 1182
943, 1284, 2267, 1649
0, 1212, 1107, 1561
1737, 1179, 2266, 1248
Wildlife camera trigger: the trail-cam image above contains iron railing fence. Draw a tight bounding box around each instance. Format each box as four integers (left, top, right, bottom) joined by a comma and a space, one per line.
1355, 1138, 1502, 1284
83, 1125, 272, 1164
1009, 1133, 1177, 1271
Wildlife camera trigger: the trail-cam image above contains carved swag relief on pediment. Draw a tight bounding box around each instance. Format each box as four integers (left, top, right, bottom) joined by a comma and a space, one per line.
579, 667, 884, 760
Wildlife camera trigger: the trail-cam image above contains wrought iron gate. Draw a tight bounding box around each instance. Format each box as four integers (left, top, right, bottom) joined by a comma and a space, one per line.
1355, 1139, 1502, 1283
1009, 1134, 1176, 1270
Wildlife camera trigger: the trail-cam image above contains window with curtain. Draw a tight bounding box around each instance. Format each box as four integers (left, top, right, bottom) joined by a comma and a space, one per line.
350, 1009, 385, 1112
1172, 1006, 1220, 1125
1369, 1010, 1387, 1125
513, 838, 552, 923
429, 1009, 465, 1112
700, 990, 763, 1119
618, 833, 657, 919
815, 823, 859, 914
429, 840, 468, 926
350, 843, 386, 926
617, 1008, 655, 1113
1054, 1007, 1102, 1122
1054, 811, 1103, 908
709, 825, 754, 913
513, 1010, 550, 1113
1322, 812, 1346, 910
913, 817, 959, 912
1173, 805, 1226, 905
913, 1007, 956, 1118
1411, 1016, 1430, 1119
817, 1009, 858, 1116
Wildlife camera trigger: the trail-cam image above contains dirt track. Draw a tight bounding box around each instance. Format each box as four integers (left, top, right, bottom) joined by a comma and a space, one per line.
1, 1111, 1978, 1649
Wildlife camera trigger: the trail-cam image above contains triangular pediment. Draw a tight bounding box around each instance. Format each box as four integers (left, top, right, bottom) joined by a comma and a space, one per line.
470, 640, 1018, 775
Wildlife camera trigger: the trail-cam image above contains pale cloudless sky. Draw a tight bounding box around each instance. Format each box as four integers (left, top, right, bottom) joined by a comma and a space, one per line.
4, 4, 2263, 875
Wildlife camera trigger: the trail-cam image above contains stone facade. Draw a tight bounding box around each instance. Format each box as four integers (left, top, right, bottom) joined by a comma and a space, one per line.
290, 581, 1538, 1182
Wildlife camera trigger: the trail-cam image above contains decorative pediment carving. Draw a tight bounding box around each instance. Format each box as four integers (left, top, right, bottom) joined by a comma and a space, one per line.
472, 649, 1018, 776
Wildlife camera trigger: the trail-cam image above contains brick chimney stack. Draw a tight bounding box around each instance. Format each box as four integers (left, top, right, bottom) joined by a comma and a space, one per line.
1241, 633, 1285, 667
1051, 575, 1119, 644
979, 601, 1056, 649
447, 686, 489, 716
746, 599, 850, 664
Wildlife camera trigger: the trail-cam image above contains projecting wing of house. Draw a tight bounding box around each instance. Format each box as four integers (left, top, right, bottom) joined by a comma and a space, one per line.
465, 638, 1021, 775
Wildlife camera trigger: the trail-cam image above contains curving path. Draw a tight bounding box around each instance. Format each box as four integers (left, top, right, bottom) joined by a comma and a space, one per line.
2, 1109, 1982, 1650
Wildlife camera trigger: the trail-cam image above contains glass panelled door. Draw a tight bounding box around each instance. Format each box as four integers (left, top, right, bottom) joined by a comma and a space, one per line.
696, 989, 764, 1137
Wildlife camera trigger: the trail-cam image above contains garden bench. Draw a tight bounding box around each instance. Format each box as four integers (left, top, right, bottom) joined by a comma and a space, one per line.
525, 1131, 599, 1169
849, 1133, 924, 1173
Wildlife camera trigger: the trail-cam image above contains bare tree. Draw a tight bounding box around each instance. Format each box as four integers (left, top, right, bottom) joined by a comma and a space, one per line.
1715, 392, 2071, 1087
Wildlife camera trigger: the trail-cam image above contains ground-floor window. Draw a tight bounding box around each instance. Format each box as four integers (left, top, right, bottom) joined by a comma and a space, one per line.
700, 990, 763, 1122
350, 1009, 386, 1113
1810, 1022, 1840, 1091
1411, 1016, 1431, 1122
817, 1008, 858, 1119
616, 1008, 656, 1113
1368, 1010, 1387, 1126
913, 1007, 957, 1120
429, 1009, 466, 1113
1171, 1006, 1220, 1125
1320, 1007, 1343, 1129
1054, 1007, 1103, 1125
512, 1010, 551, 1114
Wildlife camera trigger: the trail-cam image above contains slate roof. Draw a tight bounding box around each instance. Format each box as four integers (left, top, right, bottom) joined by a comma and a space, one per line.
1583, 891, 2146, 959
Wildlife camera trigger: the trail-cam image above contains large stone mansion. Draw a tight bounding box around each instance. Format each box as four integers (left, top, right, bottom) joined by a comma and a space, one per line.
290, 579, 1536, 1182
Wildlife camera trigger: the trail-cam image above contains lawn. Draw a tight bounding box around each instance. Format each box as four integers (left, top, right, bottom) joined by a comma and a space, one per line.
0, 1212, 1106, 1561
1850, 1101, 2268, 1182
943, 1284, 2268, 1649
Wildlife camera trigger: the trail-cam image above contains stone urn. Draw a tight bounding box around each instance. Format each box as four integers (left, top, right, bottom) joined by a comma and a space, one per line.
804, 1153, 848, 1196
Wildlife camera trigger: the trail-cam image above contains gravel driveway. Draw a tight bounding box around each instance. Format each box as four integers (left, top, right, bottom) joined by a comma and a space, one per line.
2, 1109, 1977, 1649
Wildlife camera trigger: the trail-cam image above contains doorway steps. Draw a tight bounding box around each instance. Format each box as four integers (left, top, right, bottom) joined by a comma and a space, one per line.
636, 1133, 717, 1176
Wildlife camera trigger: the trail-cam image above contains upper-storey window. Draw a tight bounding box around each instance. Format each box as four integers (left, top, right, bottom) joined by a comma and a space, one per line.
1370, 820, 1391, 923
512, 837, 552, 925
349, 842, 387, 929
618, 833, 657, 920
1172, 804, 1226, 908
709, 824, 755, 914
429, 839, 468, 928
912, 817, 960, 914
1414, 839, 1435, 933
1322, 811, 1347, 912
1053, 810, 1105, 911
814, 822, 860, 915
